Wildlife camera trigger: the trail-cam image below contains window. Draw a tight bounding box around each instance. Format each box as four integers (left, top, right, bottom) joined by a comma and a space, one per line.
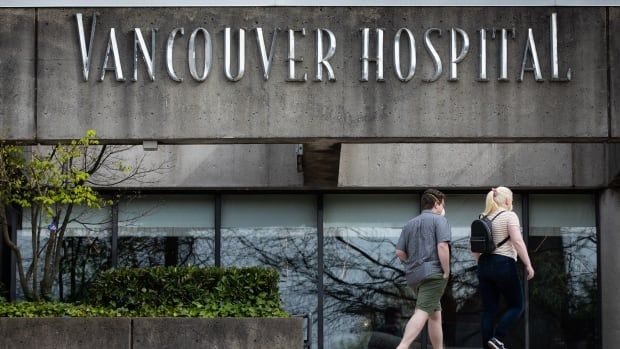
221, 194, 318, 347
19, 205, 112, 300
323, 194, 418, 349
118, 195, 214, 267
528, 194, 598, 349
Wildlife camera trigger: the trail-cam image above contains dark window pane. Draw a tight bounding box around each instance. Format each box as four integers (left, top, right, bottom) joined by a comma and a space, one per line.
529, 195, 598, 349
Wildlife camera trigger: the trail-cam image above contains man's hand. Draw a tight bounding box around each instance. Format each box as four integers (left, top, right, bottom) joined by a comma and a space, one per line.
437, 242, 450, 281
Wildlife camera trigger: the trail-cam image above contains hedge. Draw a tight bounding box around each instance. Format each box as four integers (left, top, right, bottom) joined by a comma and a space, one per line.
0, 266, 287, 318
0, 302, 122, 317
90, 266, 287, 317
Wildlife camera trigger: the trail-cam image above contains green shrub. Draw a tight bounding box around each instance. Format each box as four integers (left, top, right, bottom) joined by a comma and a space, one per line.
86, 266, 286, 318
0, 266, 287, 318
0, 302, 122, 317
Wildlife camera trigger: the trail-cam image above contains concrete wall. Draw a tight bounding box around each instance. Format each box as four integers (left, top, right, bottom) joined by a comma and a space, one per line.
87, 144, 303, 188
338, 143, 607, 188
133, 318, 303, 349
0, 317, 303, 349
0, 9, 35, 141
600, 188, 620, 349
0, 318, 132, 349
611, 8, 620, 138
20, 7, 608, 142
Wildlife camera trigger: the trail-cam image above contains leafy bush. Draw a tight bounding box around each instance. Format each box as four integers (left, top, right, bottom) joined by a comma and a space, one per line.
86, 266, 287, 318
0, 302, 122, 317
0, 266, 287, 318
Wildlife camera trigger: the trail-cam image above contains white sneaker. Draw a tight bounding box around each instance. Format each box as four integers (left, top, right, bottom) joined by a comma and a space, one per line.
488, 337, 506, 349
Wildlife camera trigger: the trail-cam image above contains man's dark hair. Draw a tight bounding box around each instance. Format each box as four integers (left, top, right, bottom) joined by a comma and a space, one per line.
422, 188, 445, 210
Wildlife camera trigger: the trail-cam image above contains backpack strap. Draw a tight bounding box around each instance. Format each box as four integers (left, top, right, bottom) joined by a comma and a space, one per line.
490, 211, 510, 248
489, 210, 505, 222
496, 236, 510, 248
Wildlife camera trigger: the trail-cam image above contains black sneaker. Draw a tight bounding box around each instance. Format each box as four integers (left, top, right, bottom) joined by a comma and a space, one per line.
488, 337, 506, 349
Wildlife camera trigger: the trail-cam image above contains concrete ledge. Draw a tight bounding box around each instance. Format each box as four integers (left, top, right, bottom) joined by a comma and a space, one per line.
0, 317, 303, 349
0, 317, 132, 349
133, 317, 304, 349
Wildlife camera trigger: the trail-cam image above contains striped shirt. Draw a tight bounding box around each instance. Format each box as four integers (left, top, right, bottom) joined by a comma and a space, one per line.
488, 210, 520, 260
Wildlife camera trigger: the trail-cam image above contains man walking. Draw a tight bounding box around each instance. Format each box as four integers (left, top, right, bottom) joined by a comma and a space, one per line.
395, 189, 451, 349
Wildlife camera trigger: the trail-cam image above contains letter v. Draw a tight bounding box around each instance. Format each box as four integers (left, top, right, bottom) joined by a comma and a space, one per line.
75, 13, 97, 82
255, 28, 279, 81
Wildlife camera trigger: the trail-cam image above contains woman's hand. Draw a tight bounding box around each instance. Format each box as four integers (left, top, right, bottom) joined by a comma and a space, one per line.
525, 264, 535, 280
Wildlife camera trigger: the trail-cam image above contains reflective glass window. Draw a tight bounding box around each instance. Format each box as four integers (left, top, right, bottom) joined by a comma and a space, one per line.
19, 205, 112, 300
221, 195, 318, 348
528, 194, 598, 349
118, 195, 214, 267
323, 194, 418, 349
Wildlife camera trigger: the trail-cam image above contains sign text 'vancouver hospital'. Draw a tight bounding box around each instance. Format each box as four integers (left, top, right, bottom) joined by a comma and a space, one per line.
76, 12, 572, 84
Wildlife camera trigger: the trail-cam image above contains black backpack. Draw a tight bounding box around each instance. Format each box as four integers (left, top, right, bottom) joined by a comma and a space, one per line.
470, 211, 509, 254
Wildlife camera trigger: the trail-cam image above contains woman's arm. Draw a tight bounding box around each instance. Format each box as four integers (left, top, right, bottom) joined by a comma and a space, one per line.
508, 224, 535, 280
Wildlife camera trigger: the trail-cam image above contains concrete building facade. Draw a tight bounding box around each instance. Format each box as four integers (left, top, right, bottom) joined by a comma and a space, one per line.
1, 3, 618, 349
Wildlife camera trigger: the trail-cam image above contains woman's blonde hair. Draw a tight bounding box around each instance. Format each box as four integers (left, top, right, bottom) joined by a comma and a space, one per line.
483, 186, 513, 216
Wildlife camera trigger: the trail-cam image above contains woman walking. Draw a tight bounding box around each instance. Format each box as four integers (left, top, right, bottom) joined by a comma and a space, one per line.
475, 187, 535, 349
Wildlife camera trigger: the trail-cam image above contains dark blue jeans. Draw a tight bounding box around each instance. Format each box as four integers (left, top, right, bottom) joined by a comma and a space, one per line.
477, 254, 524, 348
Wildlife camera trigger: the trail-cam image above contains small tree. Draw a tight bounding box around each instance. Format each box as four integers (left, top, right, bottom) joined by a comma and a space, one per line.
0, 130, 169, 300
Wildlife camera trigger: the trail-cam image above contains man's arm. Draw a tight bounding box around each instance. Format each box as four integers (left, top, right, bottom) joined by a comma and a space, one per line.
437, 242, 450, 279
395, 249, 408, 262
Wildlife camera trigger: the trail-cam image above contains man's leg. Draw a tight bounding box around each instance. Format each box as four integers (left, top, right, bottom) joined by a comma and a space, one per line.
396, 309, 429, 349
428, 310, 443, 349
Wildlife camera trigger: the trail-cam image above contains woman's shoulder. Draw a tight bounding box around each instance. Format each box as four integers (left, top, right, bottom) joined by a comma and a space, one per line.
502, 210, 519, 218
502, 211, 520, 224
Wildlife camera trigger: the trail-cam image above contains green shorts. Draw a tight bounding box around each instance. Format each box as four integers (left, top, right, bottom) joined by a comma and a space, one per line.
412, 273, 448, 314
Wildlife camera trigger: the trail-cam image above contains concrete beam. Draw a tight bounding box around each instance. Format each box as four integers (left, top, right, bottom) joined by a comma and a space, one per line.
32, 7, 607, 142
0, 9, 35, 141
88, 144, 303, 188
608, 142, 620, 186
338, 143, 607, 188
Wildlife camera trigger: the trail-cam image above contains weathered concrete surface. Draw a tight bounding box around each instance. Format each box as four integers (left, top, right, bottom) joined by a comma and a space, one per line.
611, 8, 620, 138
0, 9, 35, 141
87, 144, 303, 187
0, 317, 132, 349
608, 142, 620, 186
35, 7, 607, 142
132, 317, 304, 349
338, 143, 607, 188
600, 188, 620, 349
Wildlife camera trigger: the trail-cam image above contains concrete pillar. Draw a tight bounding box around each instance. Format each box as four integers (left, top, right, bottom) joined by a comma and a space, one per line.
600, 188, 620, 348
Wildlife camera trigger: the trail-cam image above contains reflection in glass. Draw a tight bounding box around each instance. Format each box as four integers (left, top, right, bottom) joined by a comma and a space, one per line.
529, 195, 598, 349
221, 195, 318, 348
118, 195, 214, 268
324, 195, 418, 349
18, 206, 112, 301
59, 205, 112, 301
